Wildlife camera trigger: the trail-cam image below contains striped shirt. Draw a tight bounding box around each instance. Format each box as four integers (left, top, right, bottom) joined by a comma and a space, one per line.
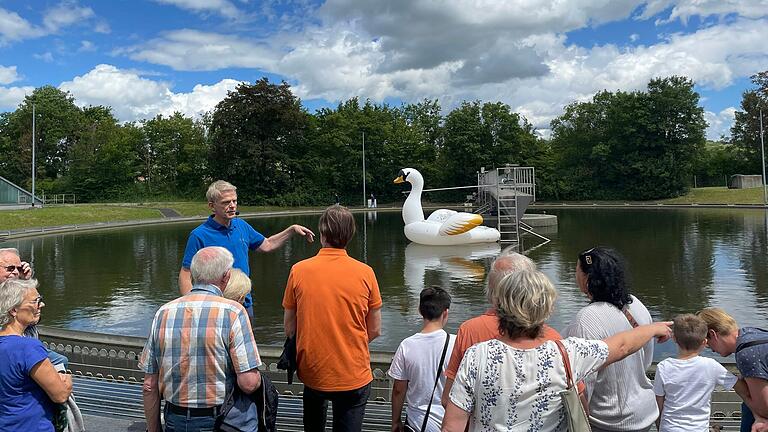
138, 284, 261, 408
564, 295, 657, 431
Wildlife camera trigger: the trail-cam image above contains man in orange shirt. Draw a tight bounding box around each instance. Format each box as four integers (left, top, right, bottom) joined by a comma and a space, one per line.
440, 252, 572, 407
283, 205, 382, 432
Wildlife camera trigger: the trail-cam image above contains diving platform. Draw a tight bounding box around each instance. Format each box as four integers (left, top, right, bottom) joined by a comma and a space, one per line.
477, 165, 550, 246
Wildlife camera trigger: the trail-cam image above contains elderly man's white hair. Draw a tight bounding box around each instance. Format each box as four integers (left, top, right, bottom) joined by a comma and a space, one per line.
190, 246, 234, 286
485, 251, 536, 307
0, 248, 20, 257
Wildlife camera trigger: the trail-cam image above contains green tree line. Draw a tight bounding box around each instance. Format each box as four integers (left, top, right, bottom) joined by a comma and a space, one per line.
1, 73, 765, 204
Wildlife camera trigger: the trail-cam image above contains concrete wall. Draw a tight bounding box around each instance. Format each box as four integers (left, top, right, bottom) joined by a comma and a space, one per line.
729, 174, 763, 189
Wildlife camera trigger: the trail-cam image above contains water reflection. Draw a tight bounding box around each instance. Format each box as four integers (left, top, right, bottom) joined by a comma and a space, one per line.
2, 208, 767, 360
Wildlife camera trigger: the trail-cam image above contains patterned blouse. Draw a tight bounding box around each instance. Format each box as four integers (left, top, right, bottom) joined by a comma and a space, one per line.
450, 338, 608, 432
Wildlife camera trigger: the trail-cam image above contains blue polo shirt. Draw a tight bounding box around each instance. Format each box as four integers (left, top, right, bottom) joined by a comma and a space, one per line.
182, 216, 265, 307
0, 335, 55, 432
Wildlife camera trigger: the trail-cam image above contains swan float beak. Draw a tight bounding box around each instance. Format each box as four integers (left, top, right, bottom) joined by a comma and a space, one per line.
393, 175, 404, 184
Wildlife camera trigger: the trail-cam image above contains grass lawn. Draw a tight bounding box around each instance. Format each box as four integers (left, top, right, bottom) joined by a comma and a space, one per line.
660, 186, 766, 204
0, 205, 162, 231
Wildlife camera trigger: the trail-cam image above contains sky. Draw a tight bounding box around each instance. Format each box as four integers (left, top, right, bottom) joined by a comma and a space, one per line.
1, 0, 767, 140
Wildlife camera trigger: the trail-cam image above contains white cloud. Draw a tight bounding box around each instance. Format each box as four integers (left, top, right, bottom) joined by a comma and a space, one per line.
79, 40, 96, 52
630, 33, 640, 42
58, 64, 242, 121
704, 107, 737, 140
120, 29, 277, 71
34, 52, 55, 63
0, 7, 43, 44
0, 85, 34, 110
154, 0, 241, 18
640, 0, 768, 22
43, 1, 95, 33
0, 65, 21, 85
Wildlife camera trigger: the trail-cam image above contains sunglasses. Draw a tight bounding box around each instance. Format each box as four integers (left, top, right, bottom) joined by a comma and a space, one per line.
3, 265, 23, 273
578, 247, 596, 266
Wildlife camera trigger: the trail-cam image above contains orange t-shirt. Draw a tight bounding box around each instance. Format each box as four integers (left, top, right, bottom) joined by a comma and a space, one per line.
282, 248, 382, 392
445, 309, 562, 379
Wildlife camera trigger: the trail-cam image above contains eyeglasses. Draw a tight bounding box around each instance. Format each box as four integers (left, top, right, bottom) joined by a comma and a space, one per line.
29, 295, 44, 307
578, 248, 596, 266
3, 265, 23, 273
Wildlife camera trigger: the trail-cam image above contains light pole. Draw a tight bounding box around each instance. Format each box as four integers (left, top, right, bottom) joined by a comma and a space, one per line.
362, 131, 366, 208
32, 104, 36, 207
760, 107, 766, 206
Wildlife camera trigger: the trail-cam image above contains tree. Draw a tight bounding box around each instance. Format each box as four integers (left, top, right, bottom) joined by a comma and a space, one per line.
550, 76, 706, 200
0, 86, 84, 188
730, 70, 768, 174
208, 78, 310, 204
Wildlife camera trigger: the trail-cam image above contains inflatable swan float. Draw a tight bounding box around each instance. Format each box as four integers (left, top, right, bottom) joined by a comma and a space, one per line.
394, 168, 500, 245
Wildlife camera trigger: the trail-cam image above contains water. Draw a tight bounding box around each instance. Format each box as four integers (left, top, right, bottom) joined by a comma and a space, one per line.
3, 207, 767, 361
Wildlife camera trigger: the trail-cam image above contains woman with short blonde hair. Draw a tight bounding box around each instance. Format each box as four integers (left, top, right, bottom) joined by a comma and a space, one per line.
697, 307, 768, 431
223, 268, 252, 304
443, 269, 672, 432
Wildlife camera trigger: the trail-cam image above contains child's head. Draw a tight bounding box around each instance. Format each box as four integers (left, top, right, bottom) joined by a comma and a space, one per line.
419, 286, 451, 322
223, 268, 251, 304
672, 313, 708, 353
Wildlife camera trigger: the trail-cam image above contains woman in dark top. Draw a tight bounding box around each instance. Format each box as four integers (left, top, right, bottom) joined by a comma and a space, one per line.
0, 278, 72, 431
698, 307, 768, 432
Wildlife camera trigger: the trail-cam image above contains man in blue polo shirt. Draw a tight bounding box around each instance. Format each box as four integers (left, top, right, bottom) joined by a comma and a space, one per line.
179, 180, 315, 315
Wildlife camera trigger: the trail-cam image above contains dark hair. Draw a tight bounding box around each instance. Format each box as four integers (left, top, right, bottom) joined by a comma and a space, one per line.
673, 313, 708, 351
577, 247, 633, 310
318, 205, 356, 248
419, 286, 451, 321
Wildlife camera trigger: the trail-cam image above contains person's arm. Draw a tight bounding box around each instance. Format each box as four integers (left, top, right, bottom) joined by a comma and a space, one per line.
19, 261, 32, 279
284, 308, 297, 338
178, 267, 193, 295
740, 377, 768, 418
602, 322, 672, 366
442, 401, 471, 432
441, 377, 455, 408
236, 368, 262, 394
655, 395, 664, 431
366, 307, 382, 342
258, 225, 315, 252
391, 379, 407, 432
30, 359, 72, 404
142, 373, 162, 432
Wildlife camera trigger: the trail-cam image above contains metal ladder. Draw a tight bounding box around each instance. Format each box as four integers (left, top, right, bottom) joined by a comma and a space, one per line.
496, 166, 520, 244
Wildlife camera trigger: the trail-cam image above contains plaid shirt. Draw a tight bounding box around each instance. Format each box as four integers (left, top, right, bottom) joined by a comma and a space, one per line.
138, 284, 261, 407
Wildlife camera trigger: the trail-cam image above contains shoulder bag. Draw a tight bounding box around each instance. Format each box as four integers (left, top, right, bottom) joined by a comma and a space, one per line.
404, 332, 451, 432
554, 340, 592, 432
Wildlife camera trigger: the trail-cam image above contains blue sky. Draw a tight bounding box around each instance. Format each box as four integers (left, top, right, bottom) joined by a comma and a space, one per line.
1, 0, 767, 139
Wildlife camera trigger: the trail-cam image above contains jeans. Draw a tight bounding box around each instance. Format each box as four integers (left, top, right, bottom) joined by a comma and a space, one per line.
303, 382, 371, 432
741, 402, 755, 432
163, 404, 216, 432
47, 348, 69, 369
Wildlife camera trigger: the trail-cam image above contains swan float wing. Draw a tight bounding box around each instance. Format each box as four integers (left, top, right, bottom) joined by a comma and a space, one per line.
438, 213, 484, 236
426, 209, 457, 223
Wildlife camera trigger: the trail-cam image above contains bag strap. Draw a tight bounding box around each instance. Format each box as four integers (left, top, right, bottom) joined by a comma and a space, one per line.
622, 308, 639, 329
420, 332, 451, 432
736, 339, 768, 353
554, 340, 575, 390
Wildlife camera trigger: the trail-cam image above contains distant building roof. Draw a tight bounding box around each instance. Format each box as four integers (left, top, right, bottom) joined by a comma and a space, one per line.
0, 175, 43, 204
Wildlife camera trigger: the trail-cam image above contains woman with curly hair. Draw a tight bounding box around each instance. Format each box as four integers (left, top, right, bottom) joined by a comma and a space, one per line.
565, 247, 657, 432
442, 269, 671, 431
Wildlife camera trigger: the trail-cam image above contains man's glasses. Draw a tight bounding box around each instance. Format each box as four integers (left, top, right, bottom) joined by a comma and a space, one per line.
29, 296, 43, 307
3, 265, 23, 273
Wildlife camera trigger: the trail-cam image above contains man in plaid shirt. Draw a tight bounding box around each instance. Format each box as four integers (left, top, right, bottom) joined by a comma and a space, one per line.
140, 246, 263, 432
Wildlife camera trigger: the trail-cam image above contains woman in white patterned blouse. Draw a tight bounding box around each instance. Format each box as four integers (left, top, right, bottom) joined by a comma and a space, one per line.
441, 269, 672, 432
